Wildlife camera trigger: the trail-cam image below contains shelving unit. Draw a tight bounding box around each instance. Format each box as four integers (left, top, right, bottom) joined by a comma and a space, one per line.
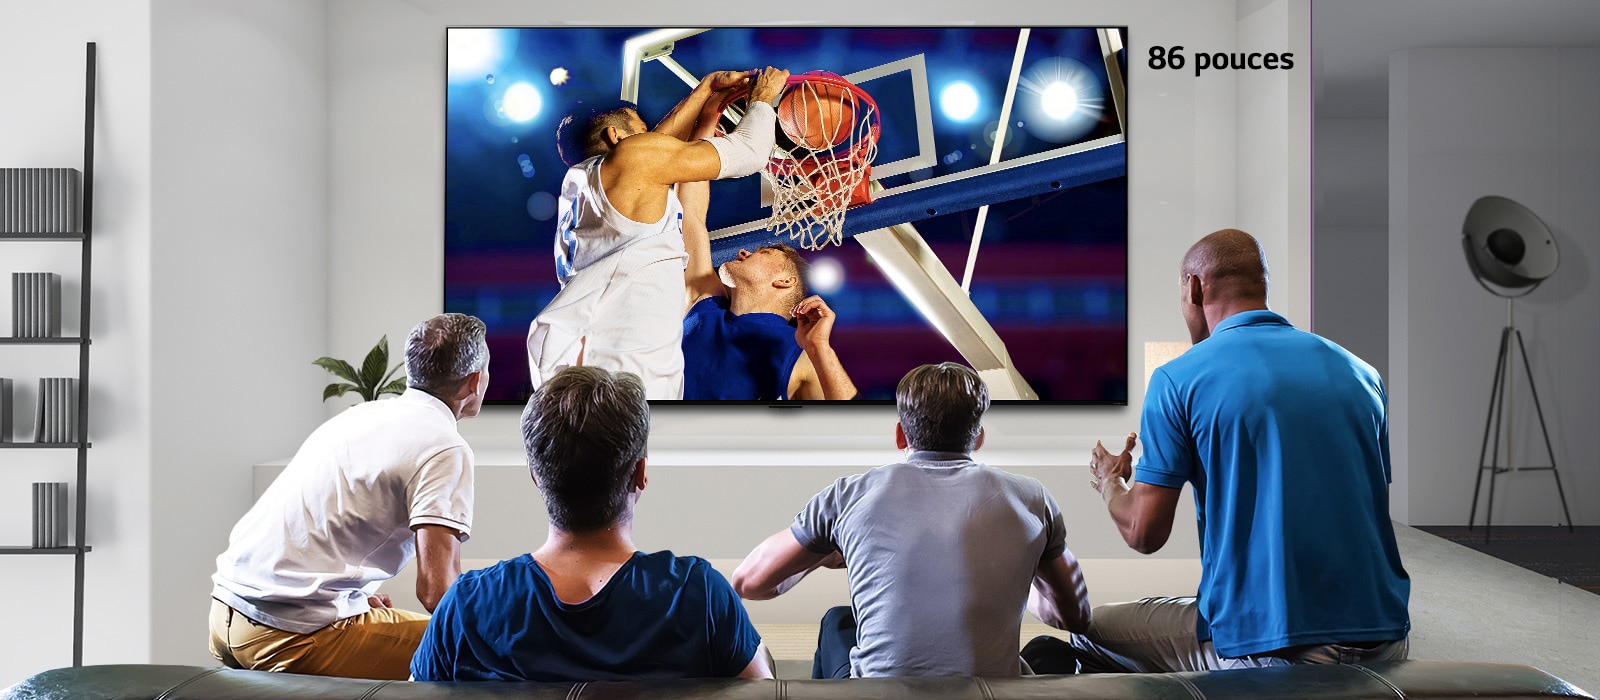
0, 42, 95, 667
0, 546, 92, 555
0, 235, 86, 243
0, 337, 90, 345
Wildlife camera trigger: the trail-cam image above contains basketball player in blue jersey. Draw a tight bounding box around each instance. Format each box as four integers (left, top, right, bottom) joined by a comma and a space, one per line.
527, 67, 789, 400
678, 179, 857, 401
673, 88, 858, 401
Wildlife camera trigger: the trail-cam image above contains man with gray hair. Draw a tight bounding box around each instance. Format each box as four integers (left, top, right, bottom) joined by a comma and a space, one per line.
411, 365, 772, 681
732, 362, 1091, 678
210, 313, 489, 680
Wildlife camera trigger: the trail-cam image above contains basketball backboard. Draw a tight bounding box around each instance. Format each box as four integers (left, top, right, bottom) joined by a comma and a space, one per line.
616, 27, 1127, 264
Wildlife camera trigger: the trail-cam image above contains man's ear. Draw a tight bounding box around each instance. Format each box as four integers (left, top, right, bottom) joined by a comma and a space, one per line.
894, 423, 908, 450
773, 274, 798, 291
974, 427, 986, 451
603, 124, 625, 149
1186, 274, 1205, 307
630, 458, 648, 492
461, 371, 483, 400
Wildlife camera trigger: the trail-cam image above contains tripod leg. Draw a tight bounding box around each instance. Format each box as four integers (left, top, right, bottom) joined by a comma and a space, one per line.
1485, 455, 1498, 542
1488, 326, 1518, 541
1512, 329, 1575, 533
1470, 327, 1512, 532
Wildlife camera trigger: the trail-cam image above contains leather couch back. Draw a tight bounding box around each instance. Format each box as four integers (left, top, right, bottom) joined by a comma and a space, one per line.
3, 661, 1593, 700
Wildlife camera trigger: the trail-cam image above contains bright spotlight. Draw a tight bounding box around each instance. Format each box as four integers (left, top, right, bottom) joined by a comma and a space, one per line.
448, 29, 514, 83
503, 82, 541, 122
939, 82, 979, 122
1019, 57, 1104, 144
550, 67, 570, 86
1040, 82, 1079, 120
810, 256, 845, 295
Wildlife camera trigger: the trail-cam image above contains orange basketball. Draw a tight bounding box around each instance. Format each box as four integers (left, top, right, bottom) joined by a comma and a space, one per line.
777, 81, 856, 152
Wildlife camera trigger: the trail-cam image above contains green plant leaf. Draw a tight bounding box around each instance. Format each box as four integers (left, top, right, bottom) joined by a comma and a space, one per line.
379, 361, 406, 389
313, 358, 360, 384
322, 382, 359, 402
358, 336, 389, 391
379, 377, 408, 396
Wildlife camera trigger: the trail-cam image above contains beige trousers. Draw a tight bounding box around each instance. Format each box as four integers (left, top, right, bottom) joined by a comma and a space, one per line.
208, 598, 430, 680
1065, 596, 1409, 672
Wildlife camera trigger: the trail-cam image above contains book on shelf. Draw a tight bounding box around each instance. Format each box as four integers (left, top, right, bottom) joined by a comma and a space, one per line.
32, 482, 68, 548
34, 377, 77, 444
1, 168, 80, 234
1, 377, 12, 442
54, 482, 67, 547
33, 483, 42, 548
10, 272, 62, 338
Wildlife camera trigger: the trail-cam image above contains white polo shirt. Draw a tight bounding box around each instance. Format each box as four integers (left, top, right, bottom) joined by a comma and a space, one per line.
211, 388, 474, 634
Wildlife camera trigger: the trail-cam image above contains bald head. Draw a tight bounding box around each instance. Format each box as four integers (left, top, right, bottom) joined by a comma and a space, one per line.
1181, 228, 1269, 304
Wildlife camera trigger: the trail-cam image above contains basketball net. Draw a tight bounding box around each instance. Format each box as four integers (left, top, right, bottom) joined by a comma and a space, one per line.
763, 73, 880, 251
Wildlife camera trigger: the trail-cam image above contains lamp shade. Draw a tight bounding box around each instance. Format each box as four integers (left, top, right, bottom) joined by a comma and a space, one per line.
1462, 195, 1558, 292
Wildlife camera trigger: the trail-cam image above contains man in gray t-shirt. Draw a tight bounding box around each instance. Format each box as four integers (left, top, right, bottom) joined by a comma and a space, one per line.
732, 363, 1091, 677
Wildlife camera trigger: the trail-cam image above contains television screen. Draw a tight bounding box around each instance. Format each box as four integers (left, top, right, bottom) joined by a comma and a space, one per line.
446, 27, 1127, 404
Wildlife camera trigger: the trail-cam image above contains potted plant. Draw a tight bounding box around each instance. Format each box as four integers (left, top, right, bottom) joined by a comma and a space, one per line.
315, 336, 407, 402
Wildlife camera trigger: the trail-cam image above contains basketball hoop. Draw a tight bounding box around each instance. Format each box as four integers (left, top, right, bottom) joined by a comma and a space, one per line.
765, 72, 880, 250
713, 71, 880, 251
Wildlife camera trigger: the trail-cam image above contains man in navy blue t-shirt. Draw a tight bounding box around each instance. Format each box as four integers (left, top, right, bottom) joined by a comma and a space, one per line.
410, 366, 771, 681
1031, 229, 1410, 673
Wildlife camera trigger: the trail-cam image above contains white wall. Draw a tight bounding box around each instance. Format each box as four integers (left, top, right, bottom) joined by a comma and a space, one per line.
1237, 0, 1312, 325
148, 0, 332, 667
1390, 48, 1600, 526
323, 0, 1309, 458
0, 0, 154, 686
1312, 118, 1388, 377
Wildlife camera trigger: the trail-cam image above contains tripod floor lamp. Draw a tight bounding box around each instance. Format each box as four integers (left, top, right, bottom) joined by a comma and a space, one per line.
1461, 195, 1574, 539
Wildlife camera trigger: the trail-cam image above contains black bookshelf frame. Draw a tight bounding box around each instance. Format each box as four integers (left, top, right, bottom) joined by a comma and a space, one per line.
0, 42, 96, 667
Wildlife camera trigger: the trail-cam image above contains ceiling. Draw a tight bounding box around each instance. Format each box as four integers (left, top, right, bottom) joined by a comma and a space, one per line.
1313, 0, 1600, 119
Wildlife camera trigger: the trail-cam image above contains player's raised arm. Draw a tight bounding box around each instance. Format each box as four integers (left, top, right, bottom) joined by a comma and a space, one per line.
680, 88, 742, 309
652, 70, 750, 140
680, 180, 722, 311
614, 67, 788, 186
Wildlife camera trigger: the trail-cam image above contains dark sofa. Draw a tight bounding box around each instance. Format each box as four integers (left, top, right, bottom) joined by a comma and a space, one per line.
3, 661, 1593, 700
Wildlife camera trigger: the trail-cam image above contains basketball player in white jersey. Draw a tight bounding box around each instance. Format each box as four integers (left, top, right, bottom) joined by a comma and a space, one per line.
527, 67, 789, 400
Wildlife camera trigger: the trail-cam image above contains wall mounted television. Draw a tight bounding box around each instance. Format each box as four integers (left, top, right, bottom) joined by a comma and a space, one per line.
445, 26, 1128, 405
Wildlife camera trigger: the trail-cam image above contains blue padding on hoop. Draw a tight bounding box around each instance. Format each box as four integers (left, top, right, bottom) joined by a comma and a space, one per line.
710, 140, 1126, 265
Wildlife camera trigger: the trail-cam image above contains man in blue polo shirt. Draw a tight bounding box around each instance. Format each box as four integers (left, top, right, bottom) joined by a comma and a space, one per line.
409, 366, 771, 681
1031, 228, 1409, 672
